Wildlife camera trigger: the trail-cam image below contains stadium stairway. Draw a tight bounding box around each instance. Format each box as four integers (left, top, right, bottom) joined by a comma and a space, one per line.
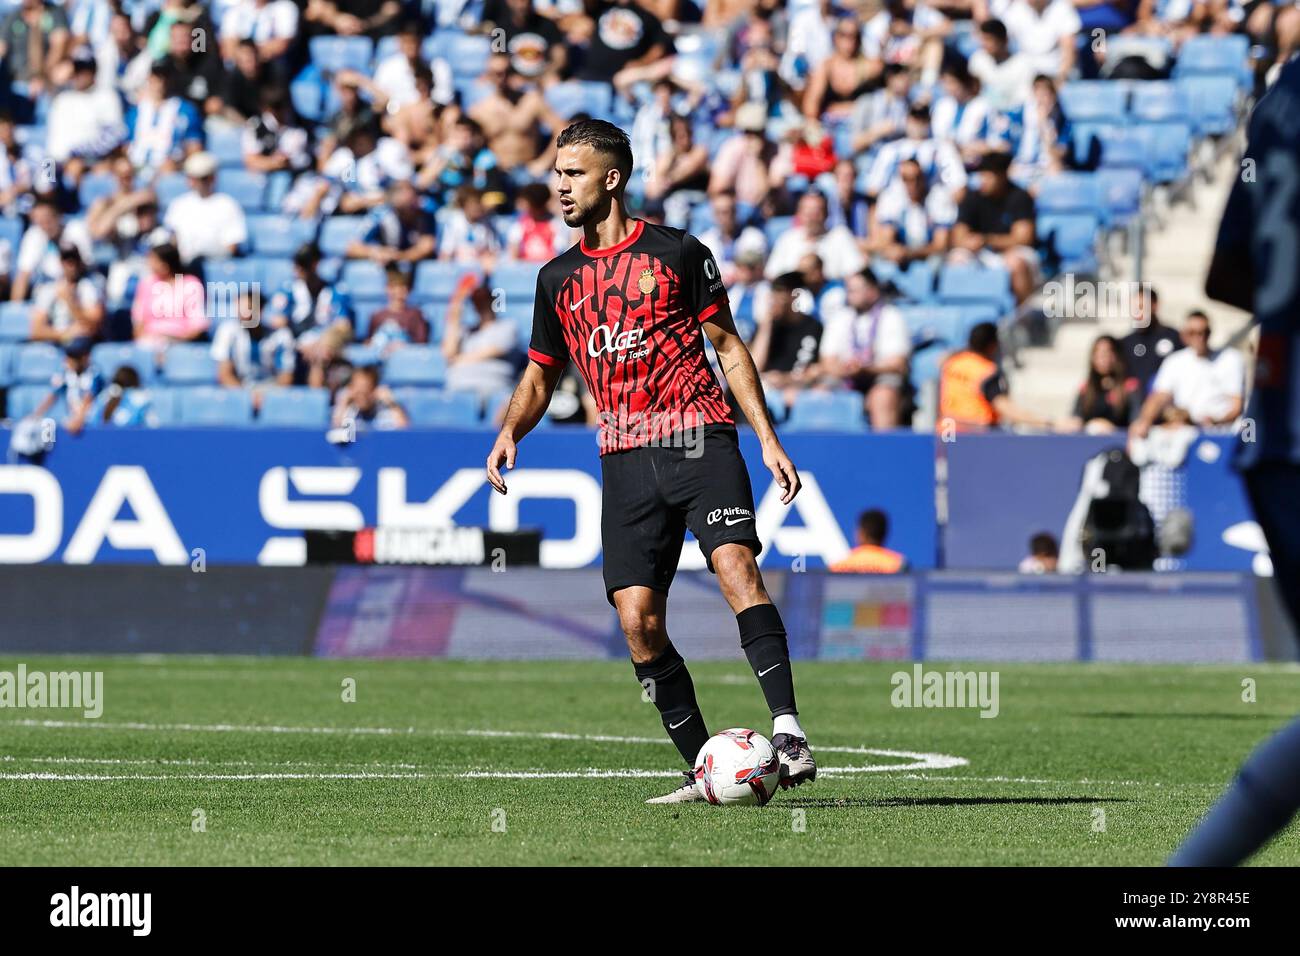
1006, 149, 1254, 420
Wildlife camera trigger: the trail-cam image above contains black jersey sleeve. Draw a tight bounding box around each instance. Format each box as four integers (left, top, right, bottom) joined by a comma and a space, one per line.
681, 232, 728, 324
527, 269, 568, 369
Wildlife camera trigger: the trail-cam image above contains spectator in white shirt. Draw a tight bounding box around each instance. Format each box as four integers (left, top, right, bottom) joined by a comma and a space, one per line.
867, 158, 956, 267
28, 244, 104, 343
967, 18, 1035, 112
991, 0, 1081, 84
45, 50, 124, 172
12, 197, 94, 302
819, 267, 912, 429
438, 185, 503, 266
765, 189, 866, 280
1129, 311, 1245, 437
163, 151, 248, 266
220, 0, 298, 80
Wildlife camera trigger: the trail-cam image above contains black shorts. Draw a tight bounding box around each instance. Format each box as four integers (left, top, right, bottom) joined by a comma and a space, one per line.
600, 425, 762, 605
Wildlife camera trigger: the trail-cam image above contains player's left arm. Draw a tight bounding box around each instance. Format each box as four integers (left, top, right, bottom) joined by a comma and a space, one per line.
703, 309, 801, 504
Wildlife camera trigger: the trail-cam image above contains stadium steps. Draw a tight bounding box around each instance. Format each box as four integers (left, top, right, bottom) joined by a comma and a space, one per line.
1006, 149, 1253, 419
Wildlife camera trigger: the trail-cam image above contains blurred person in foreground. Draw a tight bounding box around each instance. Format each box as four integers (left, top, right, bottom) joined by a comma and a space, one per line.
830, 508, 908, 573
1169, 55, 1300, 867
937, 321, 1052, 433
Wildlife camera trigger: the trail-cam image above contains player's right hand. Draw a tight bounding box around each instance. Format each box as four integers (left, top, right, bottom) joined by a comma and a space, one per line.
486, 432, 517, 495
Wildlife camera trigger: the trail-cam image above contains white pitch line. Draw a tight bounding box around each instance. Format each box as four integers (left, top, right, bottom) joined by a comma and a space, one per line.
1, 718, 969, 777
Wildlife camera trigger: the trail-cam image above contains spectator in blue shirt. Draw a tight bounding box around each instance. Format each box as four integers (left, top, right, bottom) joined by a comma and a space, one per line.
32, 336, 104, 435
346, 180, 437, 265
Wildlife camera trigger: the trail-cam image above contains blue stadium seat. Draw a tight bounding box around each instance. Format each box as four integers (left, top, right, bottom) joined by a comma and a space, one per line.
155, 173, 190, 209
937, 266, 1012, 312
209, 126, 245, 168
1138, 122, 1192, 184
148, 386, 183, 425
446, 35, 492, 81
6, 383, 57, 419
383, 346, 447, 386
246, 214, 318, 257
397, 388, 482, 427
178, 386, 253, 426
205, 258, 263, 288
897, 304, 965, 347
1174, 34, 1251, 87
909, 345, 949, 389
1095, 168, 1145, 229
257, 387, 331, 427
0, 216, 23, 254
1034, 172, 1101, 214
216, 169, 267, 210
343, 344, 382, 367
1177, 75, 1239, 137
785, 391, 866, 432
15, 343, 61, 383
0, 301, 31, 341
490, 262, 541, 301
91, 343, 157, 384
0, 342, 15, 386
1129, 81, 1189, 124
78, 172, 118, 208
414, 260, 479, 301
1038, 212, 1100, 274
349, 299, 384, 340
262, 258, 296, 292
319, 216, 367, 258
309, 35, 374, 74
341, 260, 388, 298
1072, 124, 1142, 169
546, 81, 614, 120
1059, 81, 1130, 122
764, 216, 794, 248
873, 260, 935, 302
290, 65, 328, 123
265, 171, 294, 210
162, 343, 219, 384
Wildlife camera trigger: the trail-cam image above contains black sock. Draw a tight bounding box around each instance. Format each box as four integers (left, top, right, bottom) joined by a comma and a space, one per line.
633, 643, 709, 767
738, 603, 798, 720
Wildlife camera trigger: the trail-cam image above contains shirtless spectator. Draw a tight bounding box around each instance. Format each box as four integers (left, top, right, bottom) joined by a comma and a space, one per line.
468, 55, 566, 176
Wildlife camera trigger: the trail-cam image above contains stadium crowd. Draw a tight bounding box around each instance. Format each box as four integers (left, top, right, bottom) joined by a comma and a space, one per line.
0, 0, 1268, 440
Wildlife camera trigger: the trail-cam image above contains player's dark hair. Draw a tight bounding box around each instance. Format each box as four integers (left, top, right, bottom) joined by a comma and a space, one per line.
968, 321, 999, 355
858, 509, 889, 545
385, 264, 412, 287
1029, 532, 1059, 558
771, 271, 803, 293
556, 119, 634, 188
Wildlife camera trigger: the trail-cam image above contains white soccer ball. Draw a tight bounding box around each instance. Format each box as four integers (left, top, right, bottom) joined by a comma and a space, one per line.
694, 728, 781, 806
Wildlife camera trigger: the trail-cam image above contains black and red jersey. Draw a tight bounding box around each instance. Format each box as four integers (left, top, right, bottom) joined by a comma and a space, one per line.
528, 218, 735, 454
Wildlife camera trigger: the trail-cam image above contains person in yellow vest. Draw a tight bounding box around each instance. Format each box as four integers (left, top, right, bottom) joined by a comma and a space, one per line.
937, 321, 1053, 433
831, 509, 908, 573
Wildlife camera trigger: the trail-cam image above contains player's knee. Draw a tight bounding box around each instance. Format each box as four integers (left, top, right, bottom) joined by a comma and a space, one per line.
618, 607, 666, 660
713, 544, 765, 600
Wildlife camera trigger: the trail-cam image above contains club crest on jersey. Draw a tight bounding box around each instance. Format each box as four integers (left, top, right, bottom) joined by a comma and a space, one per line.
637, 268, 656, 296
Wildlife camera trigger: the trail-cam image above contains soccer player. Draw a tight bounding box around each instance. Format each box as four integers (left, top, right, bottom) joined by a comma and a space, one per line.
485, 120, 815, 803
1168, 58, 1300, 865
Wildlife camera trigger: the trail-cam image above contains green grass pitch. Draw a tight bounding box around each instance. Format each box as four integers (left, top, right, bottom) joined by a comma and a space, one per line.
1, 655, 1298, 866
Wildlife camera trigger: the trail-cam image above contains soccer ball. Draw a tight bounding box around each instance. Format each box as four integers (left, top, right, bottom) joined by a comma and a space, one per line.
694, 728, 781, 806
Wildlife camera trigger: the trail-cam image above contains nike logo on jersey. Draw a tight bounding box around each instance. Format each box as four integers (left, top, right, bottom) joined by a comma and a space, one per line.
724, 516, 751, 526
668, 715, 694, 729
757, 664, 782, 677
571, 293, 593, 314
